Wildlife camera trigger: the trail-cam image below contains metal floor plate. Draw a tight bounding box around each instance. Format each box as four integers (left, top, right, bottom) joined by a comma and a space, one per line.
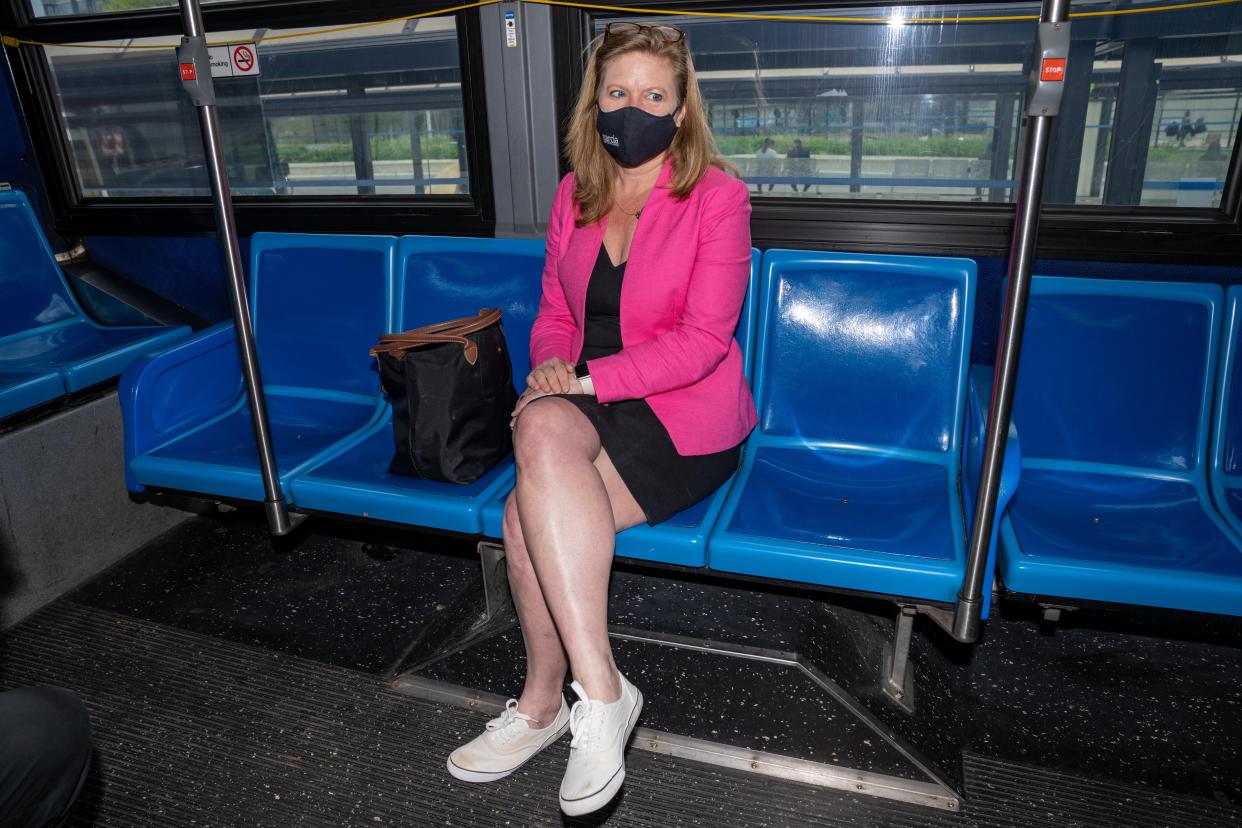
2, 601, 1237, 827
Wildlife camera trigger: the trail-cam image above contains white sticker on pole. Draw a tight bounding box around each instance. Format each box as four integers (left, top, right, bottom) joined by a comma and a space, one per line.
208, 43, 261, 78
504, 10, 518, 47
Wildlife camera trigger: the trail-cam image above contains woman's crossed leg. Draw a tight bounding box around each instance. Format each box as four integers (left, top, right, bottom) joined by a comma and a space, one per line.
504, 395, 646, 722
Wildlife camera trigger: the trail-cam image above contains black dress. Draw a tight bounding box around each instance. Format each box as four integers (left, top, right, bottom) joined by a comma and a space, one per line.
557, 244, 742, 526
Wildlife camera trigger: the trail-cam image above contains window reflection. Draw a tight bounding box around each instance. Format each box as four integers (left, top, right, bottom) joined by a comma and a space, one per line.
43, 18, 469, 198
598, 2, 1242, 207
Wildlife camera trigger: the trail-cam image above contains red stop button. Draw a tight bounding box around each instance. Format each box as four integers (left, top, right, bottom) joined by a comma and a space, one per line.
179, 62, 197, 81
1040, 57, 1066, 82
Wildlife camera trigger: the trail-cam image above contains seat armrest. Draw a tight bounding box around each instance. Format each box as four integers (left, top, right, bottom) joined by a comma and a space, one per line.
962, 364, 1022, 617
119, 322, 243, 491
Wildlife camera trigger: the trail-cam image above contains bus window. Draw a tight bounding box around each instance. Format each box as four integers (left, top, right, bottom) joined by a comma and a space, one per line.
599, 2, 1242, 209
40, 17, 468, 199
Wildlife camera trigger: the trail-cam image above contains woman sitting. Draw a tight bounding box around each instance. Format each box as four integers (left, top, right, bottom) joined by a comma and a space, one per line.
447, 21, 756, 816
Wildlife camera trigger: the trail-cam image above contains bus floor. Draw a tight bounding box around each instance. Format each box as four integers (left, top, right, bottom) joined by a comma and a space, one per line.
1, 510, 1239, 827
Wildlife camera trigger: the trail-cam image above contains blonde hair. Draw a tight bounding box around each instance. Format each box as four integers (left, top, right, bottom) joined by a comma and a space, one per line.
564, 24, 737, 227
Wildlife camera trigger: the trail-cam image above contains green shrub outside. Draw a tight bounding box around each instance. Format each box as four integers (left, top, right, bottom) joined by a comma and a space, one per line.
1147, 145, 1217, 162
717, 134, 991, 158
276, 133, 459, 164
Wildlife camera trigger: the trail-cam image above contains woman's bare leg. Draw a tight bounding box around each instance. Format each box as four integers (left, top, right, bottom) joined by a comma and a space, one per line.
502, 492, 570, 727
512, 397, 645, 703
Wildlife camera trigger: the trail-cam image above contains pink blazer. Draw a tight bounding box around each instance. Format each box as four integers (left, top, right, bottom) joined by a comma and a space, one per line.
530, 157, 758, 456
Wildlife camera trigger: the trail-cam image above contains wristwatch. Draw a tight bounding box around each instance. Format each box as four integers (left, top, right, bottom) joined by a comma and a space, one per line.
574, 361, 595, 396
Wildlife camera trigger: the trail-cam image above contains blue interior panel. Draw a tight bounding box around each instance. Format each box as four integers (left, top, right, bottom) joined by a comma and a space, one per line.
0, 189, 190, 411
291, 417, 514, 534
1013, 286, 1213, 472
120, 323, 243, 492
252, 243, 392, 395
708, 250, 979, 603
999, 277, 1242, 616
0, 193, 78, 337
756, 254, 969, 452
1003, 470, 1242, 615
1210, 287, 1242, 537
122, 233, 396, 501
0, 371, 64, 419
1010, 470, 1238, 567
135, 395, 379, 501
290, 236, 546, 534
0, 322, 188, 392
728, 448, 959, 560
397, 238, 549, 390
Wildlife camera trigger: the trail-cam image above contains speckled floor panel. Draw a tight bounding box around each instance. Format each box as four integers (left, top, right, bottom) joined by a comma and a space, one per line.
418, 627, 927, 781
70, 514, 481, 674
59, 513, 1242, 813
960, 608, 1242, 801
2, 602, 1237, 827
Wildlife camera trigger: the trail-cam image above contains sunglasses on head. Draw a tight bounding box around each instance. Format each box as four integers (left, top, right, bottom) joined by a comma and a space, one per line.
603, 21, 686, 44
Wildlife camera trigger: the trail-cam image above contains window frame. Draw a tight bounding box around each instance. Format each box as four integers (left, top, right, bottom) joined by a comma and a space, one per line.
554, 0, 1242, 265
1, 0, 496, 237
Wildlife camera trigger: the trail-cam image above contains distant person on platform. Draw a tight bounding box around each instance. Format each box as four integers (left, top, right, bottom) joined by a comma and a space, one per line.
0, 687, 92, 827
1178, 111, 1193, 146
754, 137, 778, 193
786, 138, 812, 192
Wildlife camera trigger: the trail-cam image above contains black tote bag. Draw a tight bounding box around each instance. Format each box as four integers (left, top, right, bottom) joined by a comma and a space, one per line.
370, 308, 519, 484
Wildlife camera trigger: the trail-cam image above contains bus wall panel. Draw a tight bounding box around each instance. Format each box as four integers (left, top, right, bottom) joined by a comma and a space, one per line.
63, 239, 1242, 374
0, 47, 48, 229
0, 392, 192, 630
83, 235, 239, 325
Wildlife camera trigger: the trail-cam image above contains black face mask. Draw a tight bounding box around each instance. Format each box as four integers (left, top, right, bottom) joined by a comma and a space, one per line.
595, 105, 678, 167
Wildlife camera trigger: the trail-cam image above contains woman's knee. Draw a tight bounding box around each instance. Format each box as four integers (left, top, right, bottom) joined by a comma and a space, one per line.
512, 398, 591, 468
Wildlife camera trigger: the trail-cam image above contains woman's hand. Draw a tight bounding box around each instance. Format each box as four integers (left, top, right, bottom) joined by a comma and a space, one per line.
509, 375, 590, 428
511, 388, 555, 429
527, 357, 575, 394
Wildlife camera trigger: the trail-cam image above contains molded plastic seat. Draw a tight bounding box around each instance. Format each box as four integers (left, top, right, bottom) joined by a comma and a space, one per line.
0, 371, 64, 419
1210, 287, 1242, 540
708, 250, 991, 604
290, 237, 546, 534
123, 233, 395, 500
480, 251, 762, 567
998, 277, 1242, 616
0, 189, 189, 417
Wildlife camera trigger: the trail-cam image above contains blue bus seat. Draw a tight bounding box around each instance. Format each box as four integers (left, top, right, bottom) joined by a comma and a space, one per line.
122, 233, 396, 500
997, 277, 1242, 616
0, 189, 189, 415
289, 237, 546, 534
707, 250, 984, 604
1211, 287, 1242, 539
480, 250, 763, 567
0, 371, 64, 419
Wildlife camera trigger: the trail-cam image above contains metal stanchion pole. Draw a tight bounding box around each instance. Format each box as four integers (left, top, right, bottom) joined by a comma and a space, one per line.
176, 0, 298, 536
952, 0, 1070, 642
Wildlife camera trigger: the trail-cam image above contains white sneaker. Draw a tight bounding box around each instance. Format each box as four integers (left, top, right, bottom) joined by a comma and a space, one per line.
446, 697, 570, 783
558, 672, 643, 816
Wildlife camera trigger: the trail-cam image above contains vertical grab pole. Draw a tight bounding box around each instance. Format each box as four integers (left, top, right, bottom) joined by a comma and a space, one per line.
176, 0, 296, 536
952, 0, 1070, 642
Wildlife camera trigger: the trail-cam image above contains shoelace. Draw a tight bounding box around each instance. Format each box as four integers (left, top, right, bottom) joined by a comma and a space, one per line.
486, 699, 538, 746
569, 699, 606, 751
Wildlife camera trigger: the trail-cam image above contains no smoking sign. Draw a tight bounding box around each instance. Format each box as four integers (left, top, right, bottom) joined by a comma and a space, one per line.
207, 42, 261, 78
232, 46, 255, 73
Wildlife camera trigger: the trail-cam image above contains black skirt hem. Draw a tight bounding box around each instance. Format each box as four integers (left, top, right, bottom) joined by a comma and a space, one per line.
554, 394, 742, 527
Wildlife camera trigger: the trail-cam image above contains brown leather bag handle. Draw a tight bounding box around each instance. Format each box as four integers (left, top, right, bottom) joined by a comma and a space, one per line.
369, 308, 501, 365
